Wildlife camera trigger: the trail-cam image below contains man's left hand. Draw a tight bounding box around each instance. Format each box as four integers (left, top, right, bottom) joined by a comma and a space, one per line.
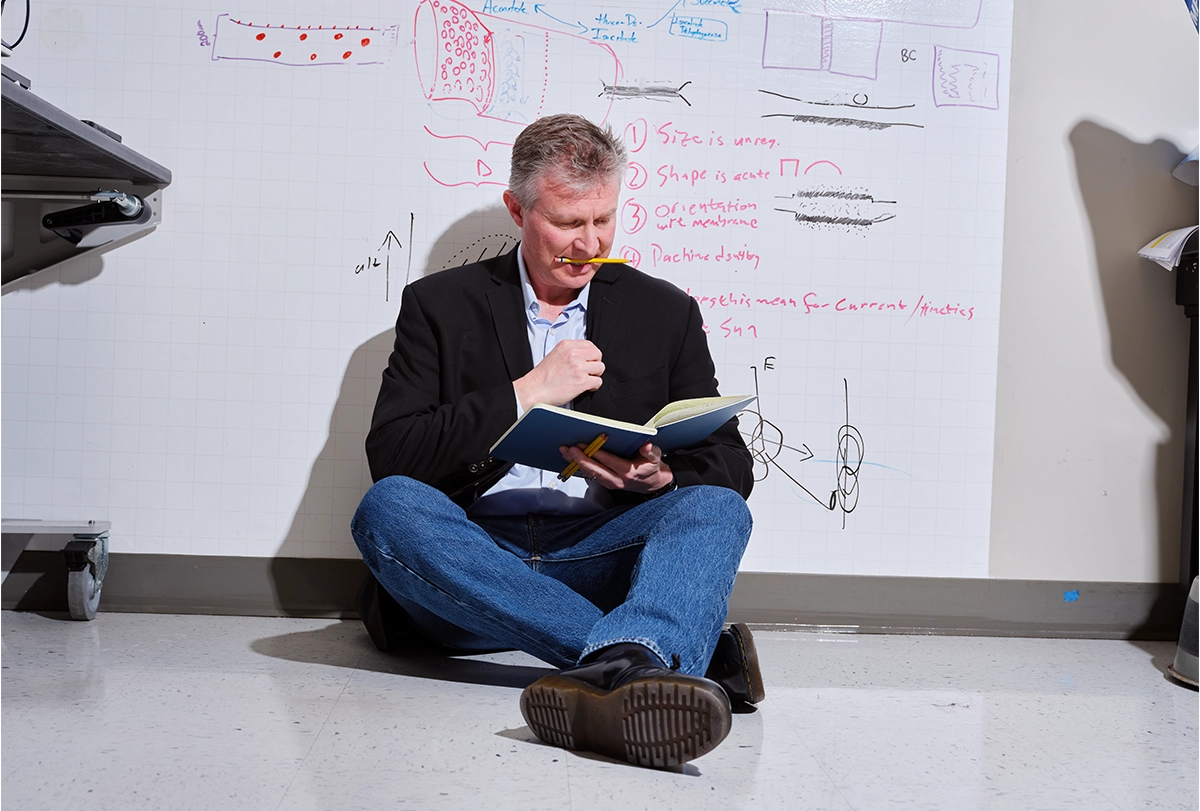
560, 441, 674, 494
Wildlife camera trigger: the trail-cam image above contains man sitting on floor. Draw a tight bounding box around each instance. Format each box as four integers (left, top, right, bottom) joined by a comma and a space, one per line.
351, 113, 764, 769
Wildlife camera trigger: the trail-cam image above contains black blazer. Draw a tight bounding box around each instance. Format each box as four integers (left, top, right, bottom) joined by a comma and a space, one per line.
365, 247, 753, 507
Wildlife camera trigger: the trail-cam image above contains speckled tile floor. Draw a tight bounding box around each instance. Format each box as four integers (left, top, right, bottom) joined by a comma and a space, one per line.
1, 611, 1196, 810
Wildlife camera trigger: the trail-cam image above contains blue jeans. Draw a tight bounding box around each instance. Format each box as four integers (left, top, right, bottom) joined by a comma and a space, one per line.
350, 476, 752, 676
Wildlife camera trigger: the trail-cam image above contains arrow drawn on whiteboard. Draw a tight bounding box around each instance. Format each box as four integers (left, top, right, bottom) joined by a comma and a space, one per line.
355, 226, 409, 301
533, 4, 588, 34
739, 368, 863, 527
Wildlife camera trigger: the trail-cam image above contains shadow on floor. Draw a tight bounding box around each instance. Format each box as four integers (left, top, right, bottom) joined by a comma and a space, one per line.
1126, 636, 1198, 691
249, 618, 555, 689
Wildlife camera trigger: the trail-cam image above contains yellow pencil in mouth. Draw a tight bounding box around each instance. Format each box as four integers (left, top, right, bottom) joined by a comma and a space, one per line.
554, 257, 630, 265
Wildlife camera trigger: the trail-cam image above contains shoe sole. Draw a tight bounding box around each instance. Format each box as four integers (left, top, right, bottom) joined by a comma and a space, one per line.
520, 673, 732, 768
728, 622, 767, 704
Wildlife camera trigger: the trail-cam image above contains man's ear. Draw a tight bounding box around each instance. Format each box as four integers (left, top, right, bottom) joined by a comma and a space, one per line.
502, 190, 524, 228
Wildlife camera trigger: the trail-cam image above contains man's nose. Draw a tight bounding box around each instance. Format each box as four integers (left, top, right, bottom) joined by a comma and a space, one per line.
575, 223, 602, 254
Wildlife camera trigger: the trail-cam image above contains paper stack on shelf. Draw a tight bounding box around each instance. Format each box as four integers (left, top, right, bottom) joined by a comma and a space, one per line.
1138, 225, 1199, 270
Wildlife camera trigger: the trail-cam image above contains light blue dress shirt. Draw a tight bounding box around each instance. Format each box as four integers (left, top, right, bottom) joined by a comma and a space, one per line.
467, 250, 615, 517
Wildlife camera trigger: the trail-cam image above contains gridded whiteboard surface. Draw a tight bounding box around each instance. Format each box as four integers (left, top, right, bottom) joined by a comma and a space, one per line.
2, 0, 1013, 574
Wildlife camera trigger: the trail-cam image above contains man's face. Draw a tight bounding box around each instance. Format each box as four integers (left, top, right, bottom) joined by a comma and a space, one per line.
503, 175, 620, 305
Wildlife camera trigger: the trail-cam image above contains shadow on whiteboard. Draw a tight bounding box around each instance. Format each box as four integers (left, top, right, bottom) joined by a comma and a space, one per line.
269, 204, 519, 609
1070, 120, 1196, 582
272, 329, 390, 571
421, 202, 519, 277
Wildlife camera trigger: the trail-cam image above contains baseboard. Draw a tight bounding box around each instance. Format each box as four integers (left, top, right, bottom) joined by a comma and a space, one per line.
1, 551, 366, 619
726, 572, 1182, 640
0, 550, 1184, 639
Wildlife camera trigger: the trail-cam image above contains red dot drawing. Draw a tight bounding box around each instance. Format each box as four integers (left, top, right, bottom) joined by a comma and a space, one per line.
212, 15, 398, 68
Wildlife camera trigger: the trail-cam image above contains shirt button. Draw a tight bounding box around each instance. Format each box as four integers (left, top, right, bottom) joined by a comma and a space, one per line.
548, 481, 557, 489
550, 327, 557, 335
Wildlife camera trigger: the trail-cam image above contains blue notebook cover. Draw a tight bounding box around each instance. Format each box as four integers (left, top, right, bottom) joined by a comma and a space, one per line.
488, 395, 756, 474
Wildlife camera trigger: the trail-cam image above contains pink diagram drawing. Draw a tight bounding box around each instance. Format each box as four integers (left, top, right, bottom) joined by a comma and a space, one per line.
413, 0, 622, 125
210, 15, 399, 66
805, 160, 843, 175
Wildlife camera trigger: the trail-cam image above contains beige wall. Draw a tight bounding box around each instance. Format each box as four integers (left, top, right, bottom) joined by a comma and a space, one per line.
990, 1, 1199, 581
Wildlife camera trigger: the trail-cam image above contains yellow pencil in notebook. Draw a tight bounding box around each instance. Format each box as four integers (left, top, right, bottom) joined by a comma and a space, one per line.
557, 433, 608, 482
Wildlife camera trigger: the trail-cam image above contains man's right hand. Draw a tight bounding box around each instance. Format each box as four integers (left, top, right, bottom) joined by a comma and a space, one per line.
513, 339, 605, 409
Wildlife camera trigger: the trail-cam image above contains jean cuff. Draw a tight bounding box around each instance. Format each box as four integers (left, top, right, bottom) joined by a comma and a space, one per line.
579, 636, 670, 668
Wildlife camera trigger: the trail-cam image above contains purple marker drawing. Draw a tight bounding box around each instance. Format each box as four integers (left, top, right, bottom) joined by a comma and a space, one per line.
762, 0, 983, 81
760, 11, 887, 80
826, 18, 884, 80
209, 15, 399, 66
932, 45, 1000, 109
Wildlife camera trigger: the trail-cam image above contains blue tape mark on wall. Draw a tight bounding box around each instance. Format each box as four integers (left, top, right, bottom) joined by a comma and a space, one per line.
1064, 590, 1080, 602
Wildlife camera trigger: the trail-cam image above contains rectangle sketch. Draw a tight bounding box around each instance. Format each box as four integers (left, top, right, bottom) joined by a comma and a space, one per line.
932, 45, 1001, 108
763, 0, 983, 80
209, 14, 399, 66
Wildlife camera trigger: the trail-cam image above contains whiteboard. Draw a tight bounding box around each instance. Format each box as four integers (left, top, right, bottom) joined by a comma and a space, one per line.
1, 0, 1013, 575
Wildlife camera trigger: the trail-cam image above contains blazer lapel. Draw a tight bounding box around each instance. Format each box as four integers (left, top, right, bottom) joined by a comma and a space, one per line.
487, 251, 534, 381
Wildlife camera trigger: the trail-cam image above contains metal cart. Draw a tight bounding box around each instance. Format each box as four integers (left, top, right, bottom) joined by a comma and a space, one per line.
1, 519, 110, 620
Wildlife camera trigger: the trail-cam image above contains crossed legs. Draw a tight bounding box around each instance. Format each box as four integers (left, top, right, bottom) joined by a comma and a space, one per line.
350, 476, 752, 675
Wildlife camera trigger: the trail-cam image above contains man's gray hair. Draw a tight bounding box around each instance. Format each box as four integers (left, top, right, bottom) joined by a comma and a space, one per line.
508, 114, 628, 207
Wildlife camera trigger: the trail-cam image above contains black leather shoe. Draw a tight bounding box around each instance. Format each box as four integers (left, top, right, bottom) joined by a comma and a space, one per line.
355, 573, 415, 652
705, 623, 766, 711
520, 643, 732, 769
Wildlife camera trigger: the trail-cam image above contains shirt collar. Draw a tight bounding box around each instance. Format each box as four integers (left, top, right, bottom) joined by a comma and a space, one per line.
516, 243, 590, 318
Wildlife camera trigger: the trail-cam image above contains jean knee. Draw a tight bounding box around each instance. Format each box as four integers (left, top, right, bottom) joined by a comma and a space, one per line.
680, 485, 751, 525
716, 487, 753, 534
351, 476, 425, 557
353, 475, 408, 528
